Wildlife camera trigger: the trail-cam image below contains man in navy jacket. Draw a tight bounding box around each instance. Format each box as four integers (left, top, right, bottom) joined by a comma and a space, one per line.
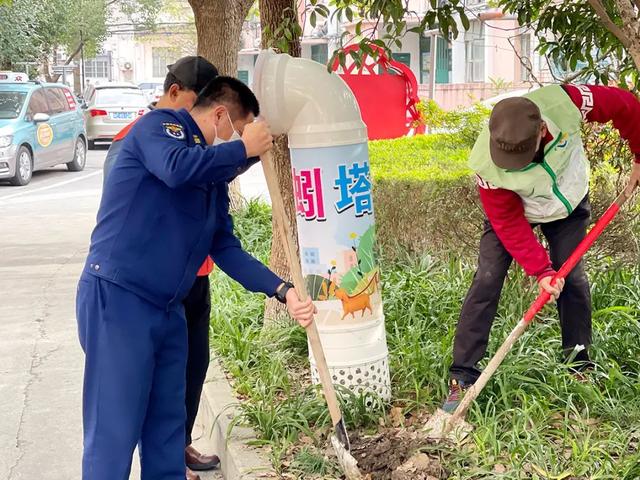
76, 76, 315, 479
103, 57, 223, 479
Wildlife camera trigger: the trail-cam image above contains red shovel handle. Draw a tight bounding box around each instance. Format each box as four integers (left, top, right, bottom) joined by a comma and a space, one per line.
523, 191, 630, 324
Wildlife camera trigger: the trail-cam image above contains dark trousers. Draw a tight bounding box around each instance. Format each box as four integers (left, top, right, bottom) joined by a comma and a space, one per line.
450, 196, 592, 384
77, 274, 187, 479
183, 275, 211, 446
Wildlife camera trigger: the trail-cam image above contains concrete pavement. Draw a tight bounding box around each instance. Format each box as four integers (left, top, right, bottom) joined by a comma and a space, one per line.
0, 147, 268, 479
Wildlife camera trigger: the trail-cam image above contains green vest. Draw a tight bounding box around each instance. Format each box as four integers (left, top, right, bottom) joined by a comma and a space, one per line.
469, 85, 589, 223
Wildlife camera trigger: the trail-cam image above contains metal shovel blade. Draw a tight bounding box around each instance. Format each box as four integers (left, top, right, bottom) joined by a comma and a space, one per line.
424, 408, 473, 442
330, 426, 363, 480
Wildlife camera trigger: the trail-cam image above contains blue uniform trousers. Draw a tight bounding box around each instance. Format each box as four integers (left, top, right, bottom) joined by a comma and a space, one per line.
76, 273, 187, 480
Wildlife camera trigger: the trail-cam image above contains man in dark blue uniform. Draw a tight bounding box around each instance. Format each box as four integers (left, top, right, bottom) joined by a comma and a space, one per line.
76, 76, 315, 479
103, 56, 223, 480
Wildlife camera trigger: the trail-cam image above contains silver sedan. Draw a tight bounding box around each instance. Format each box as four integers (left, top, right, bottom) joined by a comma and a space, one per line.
83, 84, 148, 149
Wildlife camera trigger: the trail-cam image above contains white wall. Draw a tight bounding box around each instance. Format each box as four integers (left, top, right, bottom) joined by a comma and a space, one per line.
390, 31, 421, 80
237, 54, 257, 85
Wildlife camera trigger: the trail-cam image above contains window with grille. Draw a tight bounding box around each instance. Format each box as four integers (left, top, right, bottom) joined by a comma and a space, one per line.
465, 21, 485, 83
520, 34, 532, 81
85, 57, 109, 79
311, 44, 329, 65
152, 48, 180, 78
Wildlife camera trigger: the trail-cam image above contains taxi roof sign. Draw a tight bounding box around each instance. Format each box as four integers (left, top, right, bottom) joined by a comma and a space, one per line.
0, 72, 28, 83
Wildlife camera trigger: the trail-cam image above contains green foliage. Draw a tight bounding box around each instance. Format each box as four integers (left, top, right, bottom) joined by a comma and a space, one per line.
369, 134, 471, 182
299, 0, 468, 71
210, 202, 640, 478
416, 100, 491, 149
0, 0, 160, 70
498, 0, 640, 89
368, 133, 480, 259
369, 126, 640, 261
261, 7, 303, 55
0, 0, 48, 69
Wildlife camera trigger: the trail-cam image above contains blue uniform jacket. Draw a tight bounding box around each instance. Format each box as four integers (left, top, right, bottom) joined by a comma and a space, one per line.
84, 108, 283, 310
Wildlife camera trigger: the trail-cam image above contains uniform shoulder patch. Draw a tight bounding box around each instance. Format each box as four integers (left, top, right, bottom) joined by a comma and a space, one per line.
162, 122, 186, 140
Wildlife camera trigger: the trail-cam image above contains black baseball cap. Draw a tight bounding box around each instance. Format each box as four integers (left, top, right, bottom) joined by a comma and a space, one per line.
489, 96, 543, 170
166, 56, 219, 93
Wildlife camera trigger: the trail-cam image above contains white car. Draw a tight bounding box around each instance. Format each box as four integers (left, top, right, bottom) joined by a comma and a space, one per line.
83, 83, 148, 149
480, 87, 540, 108
138, 82, 163, 103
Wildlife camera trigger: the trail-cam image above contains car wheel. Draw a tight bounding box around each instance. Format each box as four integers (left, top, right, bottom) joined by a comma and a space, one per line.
67, 137, 87, 172
9, 146, 32, 186
88, 139, 95, 150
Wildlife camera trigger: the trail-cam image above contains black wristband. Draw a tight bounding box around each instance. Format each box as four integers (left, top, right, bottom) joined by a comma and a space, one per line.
275, 282, 294, 304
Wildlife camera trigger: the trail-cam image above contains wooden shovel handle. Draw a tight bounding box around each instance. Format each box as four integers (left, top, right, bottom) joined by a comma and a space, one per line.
260, 151, 344, 427
445, 188, 635, 433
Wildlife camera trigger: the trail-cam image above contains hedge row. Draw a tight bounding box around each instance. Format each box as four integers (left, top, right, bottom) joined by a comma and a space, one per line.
369, 131, 640, 264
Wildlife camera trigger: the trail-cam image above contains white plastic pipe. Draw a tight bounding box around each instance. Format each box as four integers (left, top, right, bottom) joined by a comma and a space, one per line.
253, 50, 368, 149
254, 50, 391, 401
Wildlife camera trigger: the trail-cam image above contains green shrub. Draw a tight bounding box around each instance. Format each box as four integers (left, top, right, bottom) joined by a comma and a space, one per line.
416, 99, 491, 149
370, 127, 640, 263
211, 203, 640, 479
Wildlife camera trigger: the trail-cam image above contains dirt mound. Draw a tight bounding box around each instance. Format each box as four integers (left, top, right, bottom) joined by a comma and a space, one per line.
350, 429, 446, 480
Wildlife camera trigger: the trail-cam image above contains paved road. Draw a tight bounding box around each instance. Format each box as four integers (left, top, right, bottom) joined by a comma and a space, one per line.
0, 147, 258, 479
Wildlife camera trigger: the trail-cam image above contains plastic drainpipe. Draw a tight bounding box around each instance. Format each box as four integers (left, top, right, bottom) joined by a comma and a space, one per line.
254, 49, 391, 401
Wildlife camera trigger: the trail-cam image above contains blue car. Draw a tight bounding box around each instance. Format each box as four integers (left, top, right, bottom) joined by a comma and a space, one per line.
0, 72, 87, 186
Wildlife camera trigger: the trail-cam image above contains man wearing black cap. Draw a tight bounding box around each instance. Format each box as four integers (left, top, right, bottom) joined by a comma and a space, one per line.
100, 56, 219, 479
442, 84, 640, 412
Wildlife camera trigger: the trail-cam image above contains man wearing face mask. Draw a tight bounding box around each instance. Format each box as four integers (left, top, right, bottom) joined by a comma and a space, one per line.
77, 76, 317, 479
102, 56, 222, 479
442, 84, 640, 413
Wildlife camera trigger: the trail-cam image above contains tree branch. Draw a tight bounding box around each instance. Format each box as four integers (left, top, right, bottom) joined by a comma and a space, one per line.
64, 42, 83, 65
507, 34, 543, 88
587, 0, 631, 48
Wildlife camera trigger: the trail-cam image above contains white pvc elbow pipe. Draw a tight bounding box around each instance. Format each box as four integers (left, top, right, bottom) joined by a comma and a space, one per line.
253, 49, 368, 148
254, 50, 391, 401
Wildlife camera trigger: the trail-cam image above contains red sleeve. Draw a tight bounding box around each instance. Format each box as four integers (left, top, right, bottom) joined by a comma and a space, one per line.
563, 84, 640, 163
476, 176, 554, 280
113, 117, 140, 141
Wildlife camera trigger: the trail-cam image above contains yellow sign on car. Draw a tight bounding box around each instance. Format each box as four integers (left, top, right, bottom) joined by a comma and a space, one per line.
37, 123, 54, 147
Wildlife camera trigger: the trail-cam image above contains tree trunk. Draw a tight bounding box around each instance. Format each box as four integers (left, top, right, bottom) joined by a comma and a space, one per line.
73, 66, 81, 95
589, 0, 640, 72
188, 0, 254, 210
259, 0, 302, 325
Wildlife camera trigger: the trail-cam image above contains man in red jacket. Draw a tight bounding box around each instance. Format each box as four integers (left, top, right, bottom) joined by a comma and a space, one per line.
102, 56, 220, 480
443, 84, 640, 412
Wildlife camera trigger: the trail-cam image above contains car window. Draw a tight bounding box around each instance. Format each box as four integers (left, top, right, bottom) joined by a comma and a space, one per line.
0, 91, 27, 119
26, 89, 49, 119
139, 83, 161, 90
58, 88, 78, 111
45, 88, 68, 115
95, 88, 147, 106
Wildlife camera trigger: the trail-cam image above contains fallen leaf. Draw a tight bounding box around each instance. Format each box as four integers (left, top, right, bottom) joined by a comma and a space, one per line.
390, 407, 405, 427
493, 463, 507, 473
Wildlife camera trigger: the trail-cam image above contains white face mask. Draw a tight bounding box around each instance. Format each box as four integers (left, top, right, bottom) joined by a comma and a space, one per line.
212, 110, 241, 145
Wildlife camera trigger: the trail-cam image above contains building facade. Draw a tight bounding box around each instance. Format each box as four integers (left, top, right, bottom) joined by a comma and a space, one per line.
83, 0, 554, 110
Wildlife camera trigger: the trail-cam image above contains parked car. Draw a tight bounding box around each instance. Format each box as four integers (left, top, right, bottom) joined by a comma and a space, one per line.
480, 88, 540, 107
0, 72, 87, 186
83, 83, 148, 149
149, 85, 163, 104
138, 81, 163, 103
